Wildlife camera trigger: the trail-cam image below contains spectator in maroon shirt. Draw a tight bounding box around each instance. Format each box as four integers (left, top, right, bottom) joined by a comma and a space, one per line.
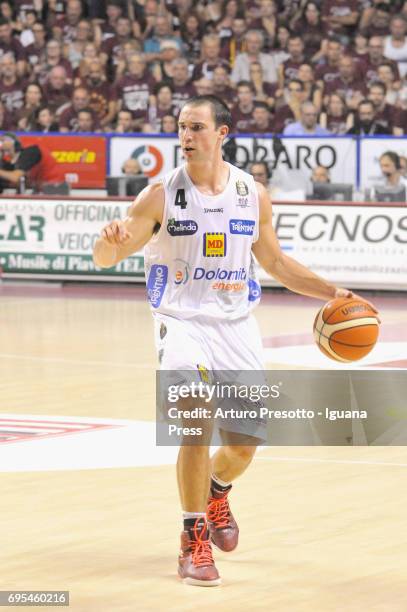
247, 0, 277, 51
231, 80, 257, 133
16, 82, 43, 130
115, 52, 156, 130
368, 80, 405, 135
297, 63, 322, 111
377, 61, 401, 105
249, 60, 279, 110
362, 36, 401, 85
78, 58, 117, 128
42, 66, 73, 115
0, 98, 13, 129
114, 109, 134, 133
192, 34, 230, 81
273, 78, 304, 133
0, 52, 27, 113
100, 17, 135, 79
180, 13, 203, 65
212, 64, 235, 108
59, 86, 99, 132
360, 2, 392, 38
0, 17, 27, 77
278, 35, 306, 88
54, 0, 84, 44
319, 92, 352, 133
33, 38, 73, 85
324, 55, 366, 110
25, 21, 46, 73
321, 0, 359, 40
161, 113, 177, 133
315, 37, 343, 87
292, 2, 324, 60
101, 0, 124, 42
251, 101, 274, 133
34, 106, 60, 133
75, 108, 98, 132
146, 83, 178, 132
170, 58, 196, 114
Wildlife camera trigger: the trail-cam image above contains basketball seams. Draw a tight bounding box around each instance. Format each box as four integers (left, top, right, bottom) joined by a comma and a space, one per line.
315, 318, 379, 334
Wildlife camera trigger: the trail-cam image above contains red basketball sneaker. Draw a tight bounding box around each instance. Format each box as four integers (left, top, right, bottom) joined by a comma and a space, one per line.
178, 518, 221, 586
207, 486, 239, 552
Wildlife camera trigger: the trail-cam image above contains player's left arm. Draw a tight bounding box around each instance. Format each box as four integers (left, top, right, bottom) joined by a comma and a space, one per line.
251, 182, 352, 302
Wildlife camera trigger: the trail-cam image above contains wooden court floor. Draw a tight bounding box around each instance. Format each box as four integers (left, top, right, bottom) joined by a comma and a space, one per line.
1, 283, 407, 612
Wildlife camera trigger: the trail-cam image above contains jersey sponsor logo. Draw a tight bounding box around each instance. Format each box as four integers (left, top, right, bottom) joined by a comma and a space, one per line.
229, 219, 255, 236
147, 265, 168, 308
174, 258, 190, 285
193, 267, 246, 281
203, 232, 226, 257
248, 279, 261, 302
236, 180, 249, 196
204, 207, 224, 214
197, 364, 210, 384
167, 218, 198, 236
194, 266, 247, 291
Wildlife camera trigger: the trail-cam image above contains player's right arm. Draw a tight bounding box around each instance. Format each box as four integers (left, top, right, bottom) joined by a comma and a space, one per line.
93, 182, 164, 268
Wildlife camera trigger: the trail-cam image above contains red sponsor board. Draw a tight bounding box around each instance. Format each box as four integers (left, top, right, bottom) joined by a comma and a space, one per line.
19, 134, 106, 188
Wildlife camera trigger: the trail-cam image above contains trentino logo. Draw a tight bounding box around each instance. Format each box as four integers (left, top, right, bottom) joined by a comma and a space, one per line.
147, 265, 168, 308
229, 219, 255, 236
248, 279, 261, 302
167, 218, 198, 236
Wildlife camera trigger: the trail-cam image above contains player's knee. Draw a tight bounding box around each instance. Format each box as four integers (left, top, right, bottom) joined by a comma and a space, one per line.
226, 445, 256, 463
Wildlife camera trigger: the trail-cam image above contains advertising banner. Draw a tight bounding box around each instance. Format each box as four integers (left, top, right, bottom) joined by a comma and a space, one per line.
359, 137, 407, 189
19, 134, 107, 189
263, 203, 407, 290
0, 198, 405, 289
0, 198, 143, 280
109, 135, 357, 186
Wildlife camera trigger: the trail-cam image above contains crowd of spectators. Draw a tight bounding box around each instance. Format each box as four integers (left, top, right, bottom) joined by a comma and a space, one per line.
0, 0, 406, 135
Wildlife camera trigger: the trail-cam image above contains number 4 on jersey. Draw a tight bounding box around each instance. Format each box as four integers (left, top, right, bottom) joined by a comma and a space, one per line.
175, 189, 187, 210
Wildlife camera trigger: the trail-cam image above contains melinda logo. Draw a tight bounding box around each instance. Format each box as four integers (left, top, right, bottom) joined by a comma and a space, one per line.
229, 219, 255, 236
147, 265, 168, 308
167, 219, 198, 236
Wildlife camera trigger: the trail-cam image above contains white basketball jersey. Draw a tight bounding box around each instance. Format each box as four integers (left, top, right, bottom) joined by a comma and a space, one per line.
144, 162, 262, 321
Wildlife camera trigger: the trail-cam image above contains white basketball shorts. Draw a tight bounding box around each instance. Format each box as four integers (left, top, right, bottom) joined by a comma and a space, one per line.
154, 314, 267, 442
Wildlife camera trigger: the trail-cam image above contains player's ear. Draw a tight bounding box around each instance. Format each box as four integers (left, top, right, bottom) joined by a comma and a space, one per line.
219, 124, 229, 139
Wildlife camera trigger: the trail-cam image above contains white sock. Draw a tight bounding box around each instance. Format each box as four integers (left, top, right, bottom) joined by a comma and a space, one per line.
211, 473, 231, 488
182, 511, 206, 521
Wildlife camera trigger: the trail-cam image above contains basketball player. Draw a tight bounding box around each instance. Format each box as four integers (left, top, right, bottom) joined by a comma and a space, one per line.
93, 95, 360, 587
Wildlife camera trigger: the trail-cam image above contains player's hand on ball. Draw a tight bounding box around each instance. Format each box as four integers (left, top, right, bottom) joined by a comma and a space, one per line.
334, 287, 381, 322
101, 221, 132, 246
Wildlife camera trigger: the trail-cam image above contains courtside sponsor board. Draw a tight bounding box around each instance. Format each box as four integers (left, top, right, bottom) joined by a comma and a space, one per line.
20, 134, 106, 188
0, 199, 405, 289
0, 198, 143, 280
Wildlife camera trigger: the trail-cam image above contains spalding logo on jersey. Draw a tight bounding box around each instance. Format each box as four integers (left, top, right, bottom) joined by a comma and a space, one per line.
203, 232, 227, 257
236, 180, 249, 196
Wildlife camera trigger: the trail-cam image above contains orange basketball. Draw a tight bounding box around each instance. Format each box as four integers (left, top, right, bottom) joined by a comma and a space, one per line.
313, 297, 379, 362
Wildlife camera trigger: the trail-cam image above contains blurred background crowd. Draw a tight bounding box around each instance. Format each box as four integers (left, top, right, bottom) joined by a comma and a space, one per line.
0, 0, 405, 136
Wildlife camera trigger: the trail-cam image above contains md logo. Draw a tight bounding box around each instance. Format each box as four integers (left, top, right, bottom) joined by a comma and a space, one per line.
229, 219, 255, 236
203, 232, 226, 257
